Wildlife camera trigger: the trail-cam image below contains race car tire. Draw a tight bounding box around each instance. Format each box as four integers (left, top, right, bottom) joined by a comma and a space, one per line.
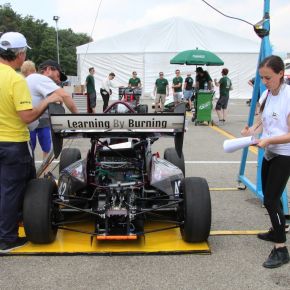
59, 148, 81, 174
137, 104, 148, 114
164, 147, 185, 176
180, 177, 211, 242
23, 178, 58, 244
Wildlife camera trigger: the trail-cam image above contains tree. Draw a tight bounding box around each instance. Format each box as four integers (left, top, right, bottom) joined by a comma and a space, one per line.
0, 4, 91, 75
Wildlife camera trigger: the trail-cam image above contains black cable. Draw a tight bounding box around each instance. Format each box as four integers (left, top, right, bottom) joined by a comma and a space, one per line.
201, 0, 254, 27
81, 0, 103, 67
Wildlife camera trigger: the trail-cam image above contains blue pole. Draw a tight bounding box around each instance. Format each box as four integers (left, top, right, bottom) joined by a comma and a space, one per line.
237, 0, 289, 215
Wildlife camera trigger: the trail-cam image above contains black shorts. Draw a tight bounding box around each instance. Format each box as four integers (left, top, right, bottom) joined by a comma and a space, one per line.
88, 92, 96, 108
215, 95, 229, 110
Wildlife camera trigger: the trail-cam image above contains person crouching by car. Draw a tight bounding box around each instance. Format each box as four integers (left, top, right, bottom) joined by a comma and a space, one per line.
25, 59, 78, 160
100, 72, 120, 112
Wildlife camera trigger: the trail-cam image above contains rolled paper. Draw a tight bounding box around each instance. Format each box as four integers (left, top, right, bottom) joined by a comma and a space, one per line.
223, 136, 256, 153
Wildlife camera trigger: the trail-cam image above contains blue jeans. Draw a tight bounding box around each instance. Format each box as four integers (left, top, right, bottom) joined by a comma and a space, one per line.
0, 142, 35, 242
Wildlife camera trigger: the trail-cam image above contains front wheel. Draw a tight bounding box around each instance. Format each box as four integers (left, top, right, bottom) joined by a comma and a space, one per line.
23, 179, 59, 244
180, 177, 211, 242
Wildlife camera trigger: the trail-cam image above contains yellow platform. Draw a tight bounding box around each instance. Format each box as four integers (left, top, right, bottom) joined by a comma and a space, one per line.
10, 222, 210, 255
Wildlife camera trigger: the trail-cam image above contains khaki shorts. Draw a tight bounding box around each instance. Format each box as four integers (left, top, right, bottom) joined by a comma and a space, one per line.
155, 93, 166, 104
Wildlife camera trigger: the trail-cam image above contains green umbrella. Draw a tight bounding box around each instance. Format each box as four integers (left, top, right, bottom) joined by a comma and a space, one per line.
170, 48, 224, 66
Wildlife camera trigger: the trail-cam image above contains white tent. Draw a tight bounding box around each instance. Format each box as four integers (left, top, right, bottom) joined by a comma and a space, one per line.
76, 17, 260, 99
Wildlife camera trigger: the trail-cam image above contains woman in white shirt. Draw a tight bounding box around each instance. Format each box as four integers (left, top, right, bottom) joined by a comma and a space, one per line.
242, 55, 290, 268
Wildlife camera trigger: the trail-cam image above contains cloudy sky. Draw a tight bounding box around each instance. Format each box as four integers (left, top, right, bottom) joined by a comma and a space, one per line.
4, 0, 290, 52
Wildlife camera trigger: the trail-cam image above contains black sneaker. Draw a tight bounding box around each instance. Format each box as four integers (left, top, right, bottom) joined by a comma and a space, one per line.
0, 237, 28, 253
263, 247, 290, 268
257, 228, 275, 242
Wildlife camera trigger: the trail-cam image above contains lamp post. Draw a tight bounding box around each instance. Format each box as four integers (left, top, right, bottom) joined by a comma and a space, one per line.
53, 16, 60, 64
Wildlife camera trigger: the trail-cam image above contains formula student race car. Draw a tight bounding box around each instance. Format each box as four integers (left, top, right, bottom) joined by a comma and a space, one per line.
118, 87, 148, 113
152, 95, 192, 113
22, 103, 211, 244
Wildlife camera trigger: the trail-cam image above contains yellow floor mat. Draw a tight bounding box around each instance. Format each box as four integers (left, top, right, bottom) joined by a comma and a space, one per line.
10, 222, 210, 255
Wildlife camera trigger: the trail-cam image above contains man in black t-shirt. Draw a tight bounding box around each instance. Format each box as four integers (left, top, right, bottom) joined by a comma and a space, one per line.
195, 67, 212, 90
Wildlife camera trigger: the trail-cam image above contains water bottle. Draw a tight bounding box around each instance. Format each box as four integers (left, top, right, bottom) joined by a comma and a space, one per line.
204, 82, 208, 91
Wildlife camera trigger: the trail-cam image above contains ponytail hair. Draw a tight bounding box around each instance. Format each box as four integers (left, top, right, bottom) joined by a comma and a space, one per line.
259, 90, 270, 113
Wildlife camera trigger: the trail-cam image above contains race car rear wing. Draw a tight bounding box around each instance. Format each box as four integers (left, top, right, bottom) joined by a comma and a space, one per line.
48, 104, 186, 158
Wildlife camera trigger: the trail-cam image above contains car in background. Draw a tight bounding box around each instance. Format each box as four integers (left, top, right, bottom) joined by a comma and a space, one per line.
284, 58, 290, 85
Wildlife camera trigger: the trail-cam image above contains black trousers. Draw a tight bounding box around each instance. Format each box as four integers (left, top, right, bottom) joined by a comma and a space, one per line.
100, 89, 110, 112
0, 142, 35, 242
262, 155, 290, 243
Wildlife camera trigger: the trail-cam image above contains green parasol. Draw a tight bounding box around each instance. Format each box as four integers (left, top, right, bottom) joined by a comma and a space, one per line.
170, 48, 224, 66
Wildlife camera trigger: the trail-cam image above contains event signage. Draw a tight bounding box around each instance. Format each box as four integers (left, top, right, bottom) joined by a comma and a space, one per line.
50, 114, 185, 133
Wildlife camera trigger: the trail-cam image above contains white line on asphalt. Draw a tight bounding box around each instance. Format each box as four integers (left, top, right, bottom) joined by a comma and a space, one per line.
35, 160, 59, 164
35, 160, 257, 164
185, 161, 257, 164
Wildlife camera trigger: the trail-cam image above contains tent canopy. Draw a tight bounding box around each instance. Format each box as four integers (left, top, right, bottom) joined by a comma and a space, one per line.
77, 17, 259, 54
77, 17, 260, 99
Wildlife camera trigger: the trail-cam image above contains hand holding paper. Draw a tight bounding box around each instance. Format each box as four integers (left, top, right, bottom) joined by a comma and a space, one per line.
223, 136, 258, 153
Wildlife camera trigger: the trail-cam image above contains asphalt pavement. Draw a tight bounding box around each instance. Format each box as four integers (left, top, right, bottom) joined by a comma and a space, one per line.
0, 98, 289, 290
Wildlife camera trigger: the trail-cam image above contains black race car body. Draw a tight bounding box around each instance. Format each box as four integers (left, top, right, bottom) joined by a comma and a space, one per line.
23, 103, 211, 244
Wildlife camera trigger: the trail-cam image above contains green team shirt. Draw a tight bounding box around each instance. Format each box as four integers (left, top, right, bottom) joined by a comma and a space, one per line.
128, 77, 141, 87
155, 78, 168, 94
173, 76, 183, 92
219, 76, 231, 97
86, 75, 96, 93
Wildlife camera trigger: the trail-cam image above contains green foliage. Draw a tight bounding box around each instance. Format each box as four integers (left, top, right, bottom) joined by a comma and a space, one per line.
0, 3, 91, 75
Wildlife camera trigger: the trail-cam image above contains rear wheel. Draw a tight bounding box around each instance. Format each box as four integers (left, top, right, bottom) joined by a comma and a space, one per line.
180, 177, 211, 242
59, 148, 81, 173
164, 147, 185, 176
23, 179, 59, 244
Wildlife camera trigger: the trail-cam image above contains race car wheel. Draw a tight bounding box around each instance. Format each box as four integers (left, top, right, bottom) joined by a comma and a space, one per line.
164, 147, 185, 176
59, 148, 81, 173
180, 177, 211, 242
137, 104, 148, 114
23, 178, 59, 244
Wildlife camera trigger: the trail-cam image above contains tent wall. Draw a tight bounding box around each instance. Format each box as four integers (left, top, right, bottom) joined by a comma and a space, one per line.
77, 53, 144, 99
78, 51, 258, 100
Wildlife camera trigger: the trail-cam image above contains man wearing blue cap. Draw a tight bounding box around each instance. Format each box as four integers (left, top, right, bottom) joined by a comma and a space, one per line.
0, 32, 63, 252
